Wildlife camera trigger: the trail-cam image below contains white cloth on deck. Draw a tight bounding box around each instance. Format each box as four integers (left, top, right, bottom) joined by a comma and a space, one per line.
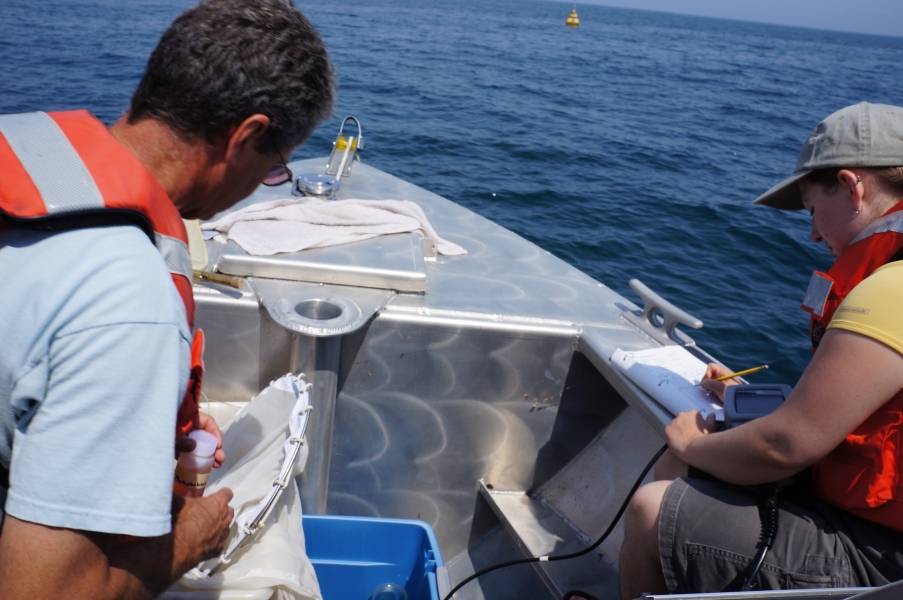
201, 197, 467, 256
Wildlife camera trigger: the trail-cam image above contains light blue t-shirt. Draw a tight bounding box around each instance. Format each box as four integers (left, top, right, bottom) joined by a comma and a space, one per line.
0, 225, 191, 537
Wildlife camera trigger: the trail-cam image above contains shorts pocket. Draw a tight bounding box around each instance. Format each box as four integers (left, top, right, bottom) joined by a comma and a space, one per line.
783, 572, 840, 589
805, 555, 851, 586
686, 544, 777, 592
684, 544, 844, 592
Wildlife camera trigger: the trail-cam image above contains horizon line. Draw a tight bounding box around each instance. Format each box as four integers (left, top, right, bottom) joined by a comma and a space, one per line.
547, 0, 903, 40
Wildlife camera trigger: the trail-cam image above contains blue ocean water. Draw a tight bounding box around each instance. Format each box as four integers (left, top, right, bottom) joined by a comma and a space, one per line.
2, 0, 902, 385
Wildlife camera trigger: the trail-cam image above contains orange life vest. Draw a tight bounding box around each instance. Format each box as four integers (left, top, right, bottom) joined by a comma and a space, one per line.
802, 200, 903, 533
0, 110, 202, 440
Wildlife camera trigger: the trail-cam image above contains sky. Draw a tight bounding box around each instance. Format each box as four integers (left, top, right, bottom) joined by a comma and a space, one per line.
575, 0, 903, 38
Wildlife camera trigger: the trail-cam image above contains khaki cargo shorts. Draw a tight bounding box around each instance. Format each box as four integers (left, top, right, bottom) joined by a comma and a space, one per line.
658, 477, 903, 593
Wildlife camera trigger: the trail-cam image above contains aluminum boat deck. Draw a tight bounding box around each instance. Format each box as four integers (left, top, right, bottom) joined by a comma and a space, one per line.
192, 157, 875, 600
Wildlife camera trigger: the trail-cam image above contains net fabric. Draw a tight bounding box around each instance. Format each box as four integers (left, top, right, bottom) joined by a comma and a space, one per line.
166, 374, 321, 600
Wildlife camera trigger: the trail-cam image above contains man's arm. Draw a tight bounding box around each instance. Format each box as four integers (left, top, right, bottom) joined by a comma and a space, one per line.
667, 328, 903, 485
0, 489, 233, 600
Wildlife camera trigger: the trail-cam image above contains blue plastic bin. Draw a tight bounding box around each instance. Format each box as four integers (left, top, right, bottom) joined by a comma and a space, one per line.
303, 515, 444, 600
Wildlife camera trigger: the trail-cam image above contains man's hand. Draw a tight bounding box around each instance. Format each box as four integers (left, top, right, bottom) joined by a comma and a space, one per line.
665, 410, 716, 456
0, 489, 234, 600
168, 488, 234, 569
177, 412, 226, 468
700, 362, 741, 401
197, 412, 226, 467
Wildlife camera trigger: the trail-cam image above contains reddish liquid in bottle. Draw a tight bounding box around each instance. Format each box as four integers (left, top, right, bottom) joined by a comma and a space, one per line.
174, 458, 212, 497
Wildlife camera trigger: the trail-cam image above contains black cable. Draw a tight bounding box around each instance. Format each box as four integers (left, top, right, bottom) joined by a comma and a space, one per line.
739, 484, 780, 591
723, 483, 781, 592
443, 444, 668, 600
739, 546, 769, 592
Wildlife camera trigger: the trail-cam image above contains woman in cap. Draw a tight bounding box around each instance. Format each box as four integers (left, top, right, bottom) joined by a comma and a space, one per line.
619, 102, 903, 599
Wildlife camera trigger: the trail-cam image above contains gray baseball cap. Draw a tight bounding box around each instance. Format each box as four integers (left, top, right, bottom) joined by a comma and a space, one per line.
754, 102, 903, 210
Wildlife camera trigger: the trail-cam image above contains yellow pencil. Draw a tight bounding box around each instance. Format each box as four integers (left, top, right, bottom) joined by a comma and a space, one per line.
712, 365, 769, 382
694, 365, 768, 386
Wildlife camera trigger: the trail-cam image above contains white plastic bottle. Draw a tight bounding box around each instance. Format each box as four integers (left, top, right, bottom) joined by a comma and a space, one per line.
174, 430, 218, 498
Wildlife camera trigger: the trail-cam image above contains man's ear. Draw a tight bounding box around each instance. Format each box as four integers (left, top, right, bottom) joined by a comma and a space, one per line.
224, 114, 272, 165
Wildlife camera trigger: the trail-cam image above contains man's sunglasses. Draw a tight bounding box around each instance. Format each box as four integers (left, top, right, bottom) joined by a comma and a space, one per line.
262, 148, 293, 186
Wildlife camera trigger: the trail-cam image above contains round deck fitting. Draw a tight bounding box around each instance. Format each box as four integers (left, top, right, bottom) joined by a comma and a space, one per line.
295, 173, 340, 199
271, 293, 363, 337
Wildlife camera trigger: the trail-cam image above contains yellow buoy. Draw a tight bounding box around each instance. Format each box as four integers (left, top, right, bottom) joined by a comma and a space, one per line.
566, 8, 579, 27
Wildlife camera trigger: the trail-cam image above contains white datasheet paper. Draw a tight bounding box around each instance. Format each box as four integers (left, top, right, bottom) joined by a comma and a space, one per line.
611, 346, 724, 420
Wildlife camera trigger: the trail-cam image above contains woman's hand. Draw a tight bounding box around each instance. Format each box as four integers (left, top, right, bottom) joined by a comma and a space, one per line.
665, 410, 716, 458
664, 330, 903, 486
700, 362, 741, 401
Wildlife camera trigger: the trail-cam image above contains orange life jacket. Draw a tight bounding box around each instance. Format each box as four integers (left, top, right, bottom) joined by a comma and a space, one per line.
802, 200, 903, 533
0, 110, 202, 440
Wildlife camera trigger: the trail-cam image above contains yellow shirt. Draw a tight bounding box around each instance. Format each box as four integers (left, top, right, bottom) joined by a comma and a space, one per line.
827, 261, 903, 354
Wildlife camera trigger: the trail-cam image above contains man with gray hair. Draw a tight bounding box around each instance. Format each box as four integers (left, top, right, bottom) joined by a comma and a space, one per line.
0, 1, 334, 597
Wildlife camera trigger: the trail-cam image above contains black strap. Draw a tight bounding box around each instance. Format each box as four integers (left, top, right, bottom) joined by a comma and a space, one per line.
0, 208, 155, 244
888, 245, 903, 264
